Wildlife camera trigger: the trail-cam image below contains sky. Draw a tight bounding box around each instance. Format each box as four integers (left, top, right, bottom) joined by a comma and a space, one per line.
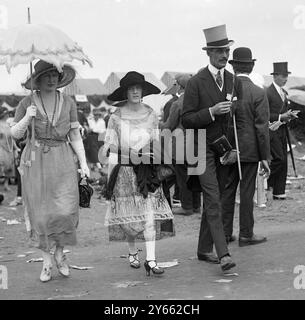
0, 0, 304, 93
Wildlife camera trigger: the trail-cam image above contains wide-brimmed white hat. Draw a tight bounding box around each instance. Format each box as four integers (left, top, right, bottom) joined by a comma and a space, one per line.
23, 60, 76, 90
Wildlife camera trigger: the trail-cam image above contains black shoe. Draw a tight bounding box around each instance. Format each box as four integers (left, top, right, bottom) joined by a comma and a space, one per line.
144, 260, 164, 276
225, 235, 236, 244
197, 253, 220, 264
239, 234, 267, 247
220, 255, 236, 271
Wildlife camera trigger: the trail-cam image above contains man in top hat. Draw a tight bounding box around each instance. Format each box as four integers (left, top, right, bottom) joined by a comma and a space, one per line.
221, 47, 271, 247
182, 24, 237, 271
267, 62, 298, 200
161, 73, 201, 216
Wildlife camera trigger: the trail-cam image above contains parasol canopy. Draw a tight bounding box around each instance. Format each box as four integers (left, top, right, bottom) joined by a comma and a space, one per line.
287, 89, 305, 106
0, 23, 92, 73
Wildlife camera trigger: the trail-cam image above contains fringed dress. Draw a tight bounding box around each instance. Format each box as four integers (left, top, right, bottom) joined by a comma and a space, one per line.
104, 105, 174, 241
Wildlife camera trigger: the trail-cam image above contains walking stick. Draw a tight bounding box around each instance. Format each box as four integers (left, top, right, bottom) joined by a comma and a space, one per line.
231, 76, 242, 180
285, 125, 297, 177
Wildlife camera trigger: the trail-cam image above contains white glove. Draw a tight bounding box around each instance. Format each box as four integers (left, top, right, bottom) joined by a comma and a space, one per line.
10, 105, 37, 140
70, 139, 90, 178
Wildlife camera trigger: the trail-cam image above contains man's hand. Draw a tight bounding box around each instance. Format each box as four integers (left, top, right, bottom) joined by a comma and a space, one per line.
210, 101, 232, 116
280, 109, 299, 123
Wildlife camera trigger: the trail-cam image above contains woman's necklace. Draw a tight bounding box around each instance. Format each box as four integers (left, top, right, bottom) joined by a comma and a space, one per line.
39, 92, 57, 153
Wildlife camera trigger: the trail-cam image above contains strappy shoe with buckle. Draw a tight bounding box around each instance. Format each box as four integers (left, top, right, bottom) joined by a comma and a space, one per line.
54, 253, 70, 277
128, 252, 140, 269
144, 260, 164, 276
40, 265, 52, 282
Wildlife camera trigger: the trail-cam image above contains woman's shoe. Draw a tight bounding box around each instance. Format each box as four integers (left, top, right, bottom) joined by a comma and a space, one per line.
54, 251, 70, 277
40, 265, 52, 282
144, 260, 164, 276
128, 252, 140, 269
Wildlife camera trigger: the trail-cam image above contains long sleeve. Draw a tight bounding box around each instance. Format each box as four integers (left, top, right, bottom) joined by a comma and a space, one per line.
255, 91, 271, 160
182, 78, 214, 129
160, 100, 181, 131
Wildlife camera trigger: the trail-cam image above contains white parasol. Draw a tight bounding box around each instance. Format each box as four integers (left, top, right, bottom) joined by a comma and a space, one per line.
0, 8, 93, 161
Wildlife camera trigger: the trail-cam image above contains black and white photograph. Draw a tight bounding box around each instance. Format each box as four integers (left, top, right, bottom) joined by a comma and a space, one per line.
1, 0, 305, 305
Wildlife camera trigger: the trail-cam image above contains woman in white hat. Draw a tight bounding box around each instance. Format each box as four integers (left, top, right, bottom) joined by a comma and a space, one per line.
103, 71, 174, 276
10, 60, 90, 282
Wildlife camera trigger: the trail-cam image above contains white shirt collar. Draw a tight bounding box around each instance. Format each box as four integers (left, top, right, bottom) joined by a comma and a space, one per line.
208, 64, 225, 90
273, 81, 286, 100
208, 64, 225, 77
236, 73, 251, 79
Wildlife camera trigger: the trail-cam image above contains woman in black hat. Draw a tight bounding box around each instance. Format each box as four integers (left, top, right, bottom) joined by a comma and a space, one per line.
0, 106, 15, 192
103, 71, 174, 276
10, 60, 90, 282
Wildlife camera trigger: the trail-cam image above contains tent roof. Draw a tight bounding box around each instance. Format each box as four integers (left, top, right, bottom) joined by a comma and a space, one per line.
63, 78, 108, 96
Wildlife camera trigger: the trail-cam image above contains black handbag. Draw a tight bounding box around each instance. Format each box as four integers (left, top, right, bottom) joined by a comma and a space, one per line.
79, 177, 94, 208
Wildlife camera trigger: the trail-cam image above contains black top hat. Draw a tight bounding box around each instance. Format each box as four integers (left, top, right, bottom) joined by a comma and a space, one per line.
271, 62, 291, 75
107, 71, 161, 102
229, 47, 256, 64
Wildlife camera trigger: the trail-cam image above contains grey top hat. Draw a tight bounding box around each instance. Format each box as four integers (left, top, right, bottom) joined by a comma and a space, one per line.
202, 24, 234, 50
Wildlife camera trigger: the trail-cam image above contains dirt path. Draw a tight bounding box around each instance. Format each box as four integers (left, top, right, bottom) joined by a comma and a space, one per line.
2, 152, 305, 300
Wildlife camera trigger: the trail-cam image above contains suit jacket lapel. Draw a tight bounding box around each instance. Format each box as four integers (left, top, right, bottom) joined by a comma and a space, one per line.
198, 67, 223, 105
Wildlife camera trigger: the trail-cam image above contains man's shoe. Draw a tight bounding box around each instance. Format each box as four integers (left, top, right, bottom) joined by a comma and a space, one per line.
226, 235, 236, 244
220, 255, 236, 271
197, 252, 220, 264
172, 207, 193, 216
239, 234, 267, 247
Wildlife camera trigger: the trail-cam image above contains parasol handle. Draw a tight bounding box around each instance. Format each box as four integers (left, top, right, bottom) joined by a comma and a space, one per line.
28, 7, 35, 161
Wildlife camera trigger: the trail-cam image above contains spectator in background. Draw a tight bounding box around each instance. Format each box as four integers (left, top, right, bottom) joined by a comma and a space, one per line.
86, 107, 106, 170
0, 106, 15, 191
160, 73, 201, 216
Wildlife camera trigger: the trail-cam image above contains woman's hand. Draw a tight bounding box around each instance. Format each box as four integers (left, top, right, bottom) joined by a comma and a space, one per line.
78, 162, 90, 178
25, 105, 37, 119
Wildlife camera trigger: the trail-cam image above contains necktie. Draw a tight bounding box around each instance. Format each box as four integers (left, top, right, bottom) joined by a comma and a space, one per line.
280, 88, 286, 101
216, 70, 223, 88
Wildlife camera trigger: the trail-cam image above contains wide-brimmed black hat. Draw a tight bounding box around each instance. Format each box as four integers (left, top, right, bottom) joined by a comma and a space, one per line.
23, 60, 76, 90
271, 62, 291, 75
229, 47, 256, 64
107, 71, 161, 102
0, 106, 9, 119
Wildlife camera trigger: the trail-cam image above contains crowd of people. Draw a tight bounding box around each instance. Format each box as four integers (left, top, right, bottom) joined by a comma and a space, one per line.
0, 23, 299, 282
